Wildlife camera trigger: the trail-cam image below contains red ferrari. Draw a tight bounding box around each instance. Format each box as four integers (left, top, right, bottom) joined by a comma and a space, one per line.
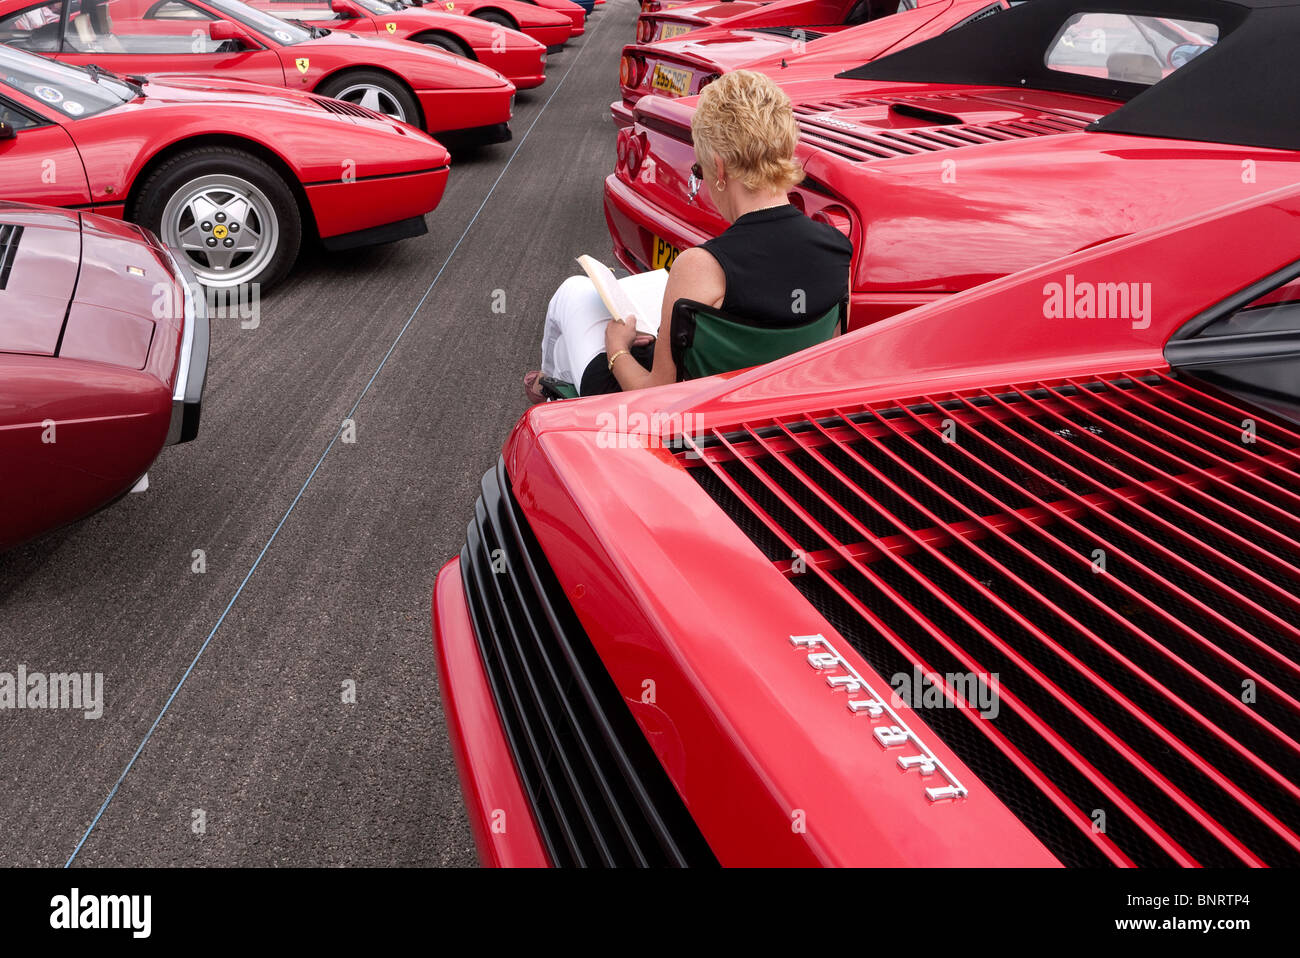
0, 202, 207, 551
0, 0, 517, 136
616, 0, 997, 126
636, 0, 912, 44
607, 0, 1289, 329
0, 43, 451, 288
406, 0, 584, 42
433, 171, 1300, 867
248, 0, 562, 90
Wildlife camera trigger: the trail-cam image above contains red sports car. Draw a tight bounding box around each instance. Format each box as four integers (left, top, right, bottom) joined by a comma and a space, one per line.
0, 0, 517, 136
0, 202, 207, 551
607, 0, 1285, 329
249, 0, 562, 90
637, 0, 917, 45
616, 0, 995, 126
498, 0, 584, 36
0, 43, 450, 288
433, 171, 1300, 867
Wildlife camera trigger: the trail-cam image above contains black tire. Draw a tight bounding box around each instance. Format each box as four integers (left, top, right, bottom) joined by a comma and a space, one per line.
414, 31, 474, 58
472, 10, 517, 29
316, 69, 422, 128
132, 146, 301, 292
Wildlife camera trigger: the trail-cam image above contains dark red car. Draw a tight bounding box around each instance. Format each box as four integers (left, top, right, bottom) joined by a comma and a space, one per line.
636, 0, 928, 45
0, 43, 450, 289
607, 0, 1284, 328
433, 172, 1300, 866
0, 0, 517, 137
0, 202, 207, 551
616, 0, 996, 126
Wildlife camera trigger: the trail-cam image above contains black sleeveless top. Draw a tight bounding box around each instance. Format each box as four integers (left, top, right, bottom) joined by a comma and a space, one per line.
699, 204, 852, 323
579, 204, 852, 395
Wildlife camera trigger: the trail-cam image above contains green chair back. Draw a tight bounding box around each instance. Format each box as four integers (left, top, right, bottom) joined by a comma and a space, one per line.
669, 298, 846, 382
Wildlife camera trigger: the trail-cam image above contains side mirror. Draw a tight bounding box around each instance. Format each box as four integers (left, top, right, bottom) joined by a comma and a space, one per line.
209, 20, 249, 45
330, 0, 363, 17
0, 121, 15, 141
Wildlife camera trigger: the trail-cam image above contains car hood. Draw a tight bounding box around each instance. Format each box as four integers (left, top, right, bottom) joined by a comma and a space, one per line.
0, 205, 173, 365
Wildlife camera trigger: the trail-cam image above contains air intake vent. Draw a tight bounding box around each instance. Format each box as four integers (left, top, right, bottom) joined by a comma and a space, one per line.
680, 372, 1300, 867
794, 96, 1090, 162
310, 95, 383, 120
0, 224, 22, 290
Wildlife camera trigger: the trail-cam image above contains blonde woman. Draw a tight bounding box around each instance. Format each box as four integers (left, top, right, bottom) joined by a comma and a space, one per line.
527, 69, 852, 400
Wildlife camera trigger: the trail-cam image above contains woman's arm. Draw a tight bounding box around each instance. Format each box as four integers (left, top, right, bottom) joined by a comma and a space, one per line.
605, 248, 726, 392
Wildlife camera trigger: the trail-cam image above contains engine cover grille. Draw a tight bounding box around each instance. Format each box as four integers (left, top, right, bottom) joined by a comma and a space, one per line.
682, 371, 1300, 867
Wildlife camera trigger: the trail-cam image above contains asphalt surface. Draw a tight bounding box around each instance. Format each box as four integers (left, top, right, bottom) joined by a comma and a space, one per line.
0, 0, 636, 867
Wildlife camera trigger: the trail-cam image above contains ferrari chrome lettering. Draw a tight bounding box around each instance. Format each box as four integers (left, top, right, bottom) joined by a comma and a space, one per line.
791, 634, 968, 803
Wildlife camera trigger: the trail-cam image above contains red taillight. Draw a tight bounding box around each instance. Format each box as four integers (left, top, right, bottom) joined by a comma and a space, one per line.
636, 18, 654, 42
812, 204, 853, 239
626, 133, 646, 178
641, 0, 660, 11
698, 72, 721, 91
619, 54, 645, 89
616, 128, 630, 168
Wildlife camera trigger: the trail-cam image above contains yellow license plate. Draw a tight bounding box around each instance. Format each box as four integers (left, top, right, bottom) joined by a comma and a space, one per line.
651, 63, 692, 96
659, 22, 691, 39
651, 235, 681, 270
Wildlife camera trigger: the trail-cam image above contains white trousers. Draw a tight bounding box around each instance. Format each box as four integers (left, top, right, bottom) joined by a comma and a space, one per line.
539, 275, 612, 390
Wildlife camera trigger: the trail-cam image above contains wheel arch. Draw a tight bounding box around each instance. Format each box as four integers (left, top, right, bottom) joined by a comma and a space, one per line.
471, 7, 521, 29
312, 65, 427, 129
408, 28, 478, 59
124, 134, 318, 240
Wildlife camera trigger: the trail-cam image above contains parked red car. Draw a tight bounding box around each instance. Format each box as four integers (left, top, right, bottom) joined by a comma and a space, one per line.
636, 0, 775, 43
0, 202, 207, 551
0, 0, 517, 136
507, 0, 585, 36
434, 166, 1300, 866
0, 44, 450, 288
607, 0, 1285, 329
616, 0, 997, 126
637, 0, 921, 45
248, 0, 561, 90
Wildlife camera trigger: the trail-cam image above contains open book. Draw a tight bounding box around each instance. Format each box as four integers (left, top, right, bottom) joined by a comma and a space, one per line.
576, 255, 669, 337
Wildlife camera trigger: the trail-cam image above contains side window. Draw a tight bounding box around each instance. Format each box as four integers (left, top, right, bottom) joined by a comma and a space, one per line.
65, 0, 220, 55
0, 1, 66, 52
0, 98, 44, 131
1045, 13, 1218, 86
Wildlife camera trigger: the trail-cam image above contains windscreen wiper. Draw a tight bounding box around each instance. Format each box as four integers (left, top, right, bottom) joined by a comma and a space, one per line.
81, 61, 145, 98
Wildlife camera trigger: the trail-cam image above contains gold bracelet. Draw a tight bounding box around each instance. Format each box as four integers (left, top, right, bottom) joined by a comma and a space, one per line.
607, 348, 630, 371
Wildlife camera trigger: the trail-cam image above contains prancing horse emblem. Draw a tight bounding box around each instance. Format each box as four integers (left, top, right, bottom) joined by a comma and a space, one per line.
385, 22, 397, 33
295, 57, 310, 74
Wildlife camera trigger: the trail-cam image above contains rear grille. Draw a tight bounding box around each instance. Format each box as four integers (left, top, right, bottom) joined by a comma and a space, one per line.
0, 224, 23, 289
681, 371, 1300, 867
794, 95, 1090, 162
460, 459, 718, 867
310, 95, 383, 120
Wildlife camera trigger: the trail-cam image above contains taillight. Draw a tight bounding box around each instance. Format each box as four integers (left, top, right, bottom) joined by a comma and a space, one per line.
626, 133, 646, 178
698, 72, 721, 91
636, 18, 654, 42
619, 54, 645, 89
641, 0, 660, 11
812, 204, 853, 239
616, 128, 630, 168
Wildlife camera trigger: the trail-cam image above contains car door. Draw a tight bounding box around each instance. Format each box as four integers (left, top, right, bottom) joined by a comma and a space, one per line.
18, 0, 288, 87
0, 96, 92, 209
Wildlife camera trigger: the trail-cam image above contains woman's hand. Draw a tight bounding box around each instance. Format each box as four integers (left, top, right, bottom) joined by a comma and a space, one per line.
605, 313, 638, 353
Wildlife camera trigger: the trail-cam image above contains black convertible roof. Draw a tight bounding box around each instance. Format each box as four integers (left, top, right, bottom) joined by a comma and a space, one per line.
837, 0, 1299, 151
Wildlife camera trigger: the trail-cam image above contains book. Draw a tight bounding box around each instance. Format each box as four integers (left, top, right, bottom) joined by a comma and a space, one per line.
575, 255, 669, 336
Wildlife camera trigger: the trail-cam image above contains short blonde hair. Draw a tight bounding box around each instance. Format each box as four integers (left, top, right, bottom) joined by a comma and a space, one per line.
691, 70, 804, 193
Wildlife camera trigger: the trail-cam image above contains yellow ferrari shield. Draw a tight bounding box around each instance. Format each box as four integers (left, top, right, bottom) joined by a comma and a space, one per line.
295, 57, 310, 74
385, 21, 397, 33
444, 2, 454, 9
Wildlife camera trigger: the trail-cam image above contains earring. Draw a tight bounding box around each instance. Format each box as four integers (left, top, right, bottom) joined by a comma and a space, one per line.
715, 179, 725, 191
